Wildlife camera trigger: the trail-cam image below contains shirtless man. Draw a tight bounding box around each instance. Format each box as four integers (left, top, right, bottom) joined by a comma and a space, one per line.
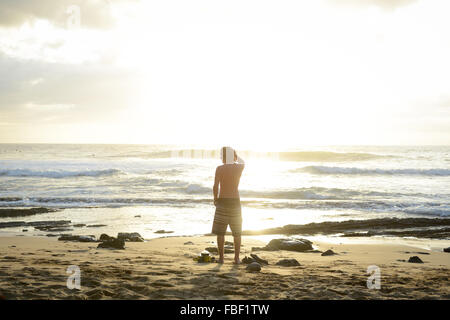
212, 147, 245, 264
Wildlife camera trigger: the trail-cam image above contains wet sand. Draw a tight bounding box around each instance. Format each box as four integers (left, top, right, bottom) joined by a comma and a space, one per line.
0, 236, 449, 300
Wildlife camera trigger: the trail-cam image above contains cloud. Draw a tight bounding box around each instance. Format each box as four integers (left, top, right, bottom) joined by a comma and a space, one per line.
0, 53, 141, 125
326, 0, 418, 10
0, 0, 127, 29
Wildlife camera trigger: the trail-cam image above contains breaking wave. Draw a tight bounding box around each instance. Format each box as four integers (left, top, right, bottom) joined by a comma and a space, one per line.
0, 168, 123, 178
294, 166, 450, 176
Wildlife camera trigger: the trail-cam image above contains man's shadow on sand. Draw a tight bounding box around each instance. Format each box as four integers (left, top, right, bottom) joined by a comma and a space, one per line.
211, 262, 241, 272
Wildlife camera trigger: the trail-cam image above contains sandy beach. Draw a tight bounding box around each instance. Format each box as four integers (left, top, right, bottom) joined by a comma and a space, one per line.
0, 235, 449, 300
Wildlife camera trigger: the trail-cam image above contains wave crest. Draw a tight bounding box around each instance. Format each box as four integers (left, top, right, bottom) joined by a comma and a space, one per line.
0, 168, 123, 178
294, 166, 450, 176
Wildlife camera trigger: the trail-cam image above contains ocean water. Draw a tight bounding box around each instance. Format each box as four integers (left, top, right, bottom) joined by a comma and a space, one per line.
0, 144, 449, 238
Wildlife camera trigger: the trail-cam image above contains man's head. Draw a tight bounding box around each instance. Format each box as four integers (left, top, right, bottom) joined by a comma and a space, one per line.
220, 146, 236, 164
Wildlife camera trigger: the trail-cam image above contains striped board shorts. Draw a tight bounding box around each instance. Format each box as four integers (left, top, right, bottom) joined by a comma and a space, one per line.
212, 198, 242, 236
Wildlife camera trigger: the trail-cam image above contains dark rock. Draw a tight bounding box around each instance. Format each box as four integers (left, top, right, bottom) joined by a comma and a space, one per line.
408, 256, 424, 263
205, 247, 234, 254
0, 221, 26, 229
97, 238, 125, 250
46, 234, 59, 237
22, 229, 28, 232
246, 262, 261, 272
58, 234, 97, 242
275, 258, 300, 267
37, 227, 73, 232
86, 224, 107, 228
242, 256, 255, 264
444, 247, 450, 253
321, 249, 337, 256
250, 254, 268, 265
154, 230, 174, 234
0, 207, 57, 218
99, 233, 114, 242
28, 220, 72, 232
0, 219, 71, 230
73, 224, 86, 228
252, 238, 313, 252
184, 241, 194, 245
134, 215, 141, 218
404, 251, 430, 255
117, 232, 144, 242
29, 220, 71, 227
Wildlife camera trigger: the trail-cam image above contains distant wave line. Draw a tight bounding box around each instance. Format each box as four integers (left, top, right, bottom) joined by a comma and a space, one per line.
0, 168, 122, 178
108, 149, 393, 162
293, 166, 450, 176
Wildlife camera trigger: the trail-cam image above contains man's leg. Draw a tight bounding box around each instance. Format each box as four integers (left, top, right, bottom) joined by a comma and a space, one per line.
233, 235, 241, 264
217, 235, 225, 263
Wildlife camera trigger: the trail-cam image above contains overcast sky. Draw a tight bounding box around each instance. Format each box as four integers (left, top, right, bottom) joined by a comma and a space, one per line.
1, 0, 449, 147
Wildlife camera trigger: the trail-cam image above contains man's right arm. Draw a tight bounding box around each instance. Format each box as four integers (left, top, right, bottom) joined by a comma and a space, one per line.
213, 166, 220, 205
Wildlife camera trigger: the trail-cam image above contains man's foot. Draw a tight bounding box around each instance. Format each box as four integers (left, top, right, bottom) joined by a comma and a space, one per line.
233, 258, 241, 265
218, 258, 224, 264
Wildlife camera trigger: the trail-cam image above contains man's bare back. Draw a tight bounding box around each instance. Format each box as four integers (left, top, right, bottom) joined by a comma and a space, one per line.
213, 153, 245, 202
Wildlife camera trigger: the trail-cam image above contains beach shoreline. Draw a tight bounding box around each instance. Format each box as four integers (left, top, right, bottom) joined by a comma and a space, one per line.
0, 234, 449, 300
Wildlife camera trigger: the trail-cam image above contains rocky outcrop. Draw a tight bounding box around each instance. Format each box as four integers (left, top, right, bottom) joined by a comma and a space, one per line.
58, 234, 97, 242
97, 238, 125, 250
117, 232, 144, 242
321, 249, 337, 256
444, 247, 450, 253
275, 259, 300, 267
240, 218, 450, 240
99, 233, 114, 242
0, 207, 57, 218
0, 220, 71, 230
408, 256, 424, 263
0, 221, 26, 229
35, 226, 73, 232
252, 238, 313, 252
30, 220, 73, 232
154, 230, 174, 234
